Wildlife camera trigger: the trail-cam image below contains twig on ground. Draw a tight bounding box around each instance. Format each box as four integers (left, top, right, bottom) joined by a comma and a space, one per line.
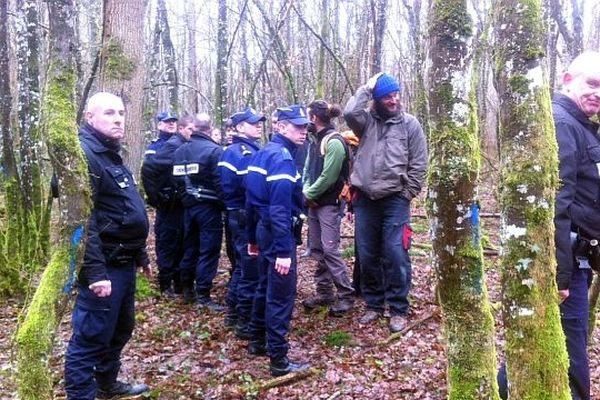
244, 368, 318, 394
376, 310, 438, 346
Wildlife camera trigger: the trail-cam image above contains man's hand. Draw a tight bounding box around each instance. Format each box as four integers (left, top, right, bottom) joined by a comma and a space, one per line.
248, 244, 259, 257
89, 280, 112, 297
366, 72, 384, 92
275, 257, 291, 275
558, 289, 570, 302
304, 195, 319, 209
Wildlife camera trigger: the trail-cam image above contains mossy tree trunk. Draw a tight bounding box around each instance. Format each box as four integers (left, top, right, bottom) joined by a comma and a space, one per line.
426, 1, 499, 398
97, 0, 148, 173
493, 0, 570, 398
15, 0, 92, 397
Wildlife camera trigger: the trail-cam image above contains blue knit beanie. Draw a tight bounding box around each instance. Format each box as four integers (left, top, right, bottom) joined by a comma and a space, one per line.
372, 73, 401, 100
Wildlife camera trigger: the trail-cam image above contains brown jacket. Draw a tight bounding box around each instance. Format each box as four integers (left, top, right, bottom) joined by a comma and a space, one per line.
344, 86, 427, 201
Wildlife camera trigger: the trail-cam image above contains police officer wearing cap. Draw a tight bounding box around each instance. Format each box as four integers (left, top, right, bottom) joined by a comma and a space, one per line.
172, 115, 225, 309
218, 107, 265, 337
245, 104, 310, 376
141, 114, 195, 297
146, 111, 178, 155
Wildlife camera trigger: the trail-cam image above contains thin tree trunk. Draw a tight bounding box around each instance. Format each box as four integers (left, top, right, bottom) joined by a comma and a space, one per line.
15, 0, 91, 397
214, 0, 228, 131
427, 1, 499, 397
493, 0, 570, 397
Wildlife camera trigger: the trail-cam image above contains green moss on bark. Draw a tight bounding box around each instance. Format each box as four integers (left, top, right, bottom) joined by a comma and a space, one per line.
103, 39, 137, 81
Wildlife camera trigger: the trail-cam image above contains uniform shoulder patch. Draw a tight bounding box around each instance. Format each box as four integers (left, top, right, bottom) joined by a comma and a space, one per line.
281, 147, 292, 161
241, 145, 252, 156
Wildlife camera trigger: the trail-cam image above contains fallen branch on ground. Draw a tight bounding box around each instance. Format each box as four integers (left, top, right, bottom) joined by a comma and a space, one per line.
243, 368, 318, 394
376, 310, 438, 346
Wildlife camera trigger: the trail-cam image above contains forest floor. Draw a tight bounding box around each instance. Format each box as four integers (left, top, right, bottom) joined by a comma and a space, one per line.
2, 188, 600, 399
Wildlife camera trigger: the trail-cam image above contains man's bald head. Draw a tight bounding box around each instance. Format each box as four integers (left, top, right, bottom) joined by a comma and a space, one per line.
562, 51, 600, 117
195, 112, 212, 133
85, 92, 125, 140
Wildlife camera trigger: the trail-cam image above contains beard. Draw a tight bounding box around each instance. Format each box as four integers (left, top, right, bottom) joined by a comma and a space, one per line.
374, 99, 400, 120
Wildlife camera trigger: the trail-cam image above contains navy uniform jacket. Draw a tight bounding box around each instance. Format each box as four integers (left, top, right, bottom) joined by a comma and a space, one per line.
141, 133, 187, 209
218, 136, 260, 209
144, 130, 171, 155
172, 131, 224, 208
553, 93, 600, 290
79, 123, 149, 285
246, 134, 303, 258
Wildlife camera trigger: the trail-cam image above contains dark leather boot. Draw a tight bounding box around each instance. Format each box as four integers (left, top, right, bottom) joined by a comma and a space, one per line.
247, 340, 267, 357
269, 356, 310, 377
97, 381, 149, 399
197, 296, 226, 312
224, 307, 238, 328
302, 295, 334, 310
329, 298, 354, 317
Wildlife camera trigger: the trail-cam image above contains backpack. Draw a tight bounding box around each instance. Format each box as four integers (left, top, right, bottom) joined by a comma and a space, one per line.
319, 130, 358, 203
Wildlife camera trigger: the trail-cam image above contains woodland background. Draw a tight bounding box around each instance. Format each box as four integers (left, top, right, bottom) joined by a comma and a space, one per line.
2, 0, 600, 399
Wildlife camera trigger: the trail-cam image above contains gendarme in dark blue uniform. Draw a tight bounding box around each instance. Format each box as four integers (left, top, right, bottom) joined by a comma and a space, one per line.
246, 104, 310, 376
141, 111, 186, 296
65, 113, 149, 399
172, 125, 224, 308
218, 107, 264, 335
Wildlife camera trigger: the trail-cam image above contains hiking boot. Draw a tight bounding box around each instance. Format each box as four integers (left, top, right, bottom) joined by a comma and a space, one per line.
235, 324, 253, 340
160, 287, 177, 300
269, 356, 310, 377
197, 297, 226, 312
359, 310, 382, 325
97, 381, 149, 399
182, 286, 196, 304
302, 295, 334, 310
248, 340, 267, 357
329, 299, 354, 317
389, 315, 408, 333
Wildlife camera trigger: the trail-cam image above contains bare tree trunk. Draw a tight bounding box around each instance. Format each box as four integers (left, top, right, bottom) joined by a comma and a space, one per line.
156, 0, 178, 111
370, 0, 388, 74
493, 0, 570, 397
97, 0, 148, 173
215, 0, 228, 130
15, 0, 91, 396
427, 1, 499, 397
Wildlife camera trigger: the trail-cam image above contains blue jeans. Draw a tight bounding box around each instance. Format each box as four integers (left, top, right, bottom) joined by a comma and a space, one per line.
354, 192, 412, 315
180, 203, 223, 297
64, 264, 136, 400
250, 220, 297, 359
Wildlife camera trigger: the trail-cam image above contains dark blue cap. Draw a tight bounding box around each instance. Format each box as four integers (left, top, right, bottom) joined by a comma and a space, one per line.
276, 104, 309, 126
230, 107, 266, 127
156, 111, 178, 122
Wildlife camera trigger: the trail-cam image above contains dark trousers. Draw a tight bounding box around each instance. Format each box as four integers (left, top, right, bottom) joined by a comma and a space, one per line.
226, 209, 259, 319
155, 207, 184, 291
64, 265, 136, 400
497, 268, 591, 400
561, 268, 591, 400
180, 203, 223, 297
354, 192, 412, 315
308, 204, 354, 300
250, 221, 297, 360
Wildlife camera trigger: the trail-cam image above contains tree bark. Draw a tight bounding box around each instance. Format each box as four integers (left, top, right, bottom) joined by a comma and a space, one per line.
15, 0, 91, 397
97, 0, 148, 173
427, 1, 499, 397
214, 0, 228, 131
493, 0, 570, 398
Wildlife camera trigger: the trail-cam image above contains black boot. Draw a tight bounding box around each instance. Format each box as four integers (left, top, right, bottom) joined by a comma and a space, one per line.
182, 284, 196, 304
224, 307, 238, 329
97, 381, 149, 399
247, 340, 267, 357
269, 356, 310, 377
197, 296, 226, 312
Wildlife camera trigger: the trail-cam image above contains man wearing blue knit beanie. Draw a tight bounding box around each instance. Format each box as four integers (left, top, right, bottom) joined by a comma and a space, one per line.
344, 72, 428, 333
